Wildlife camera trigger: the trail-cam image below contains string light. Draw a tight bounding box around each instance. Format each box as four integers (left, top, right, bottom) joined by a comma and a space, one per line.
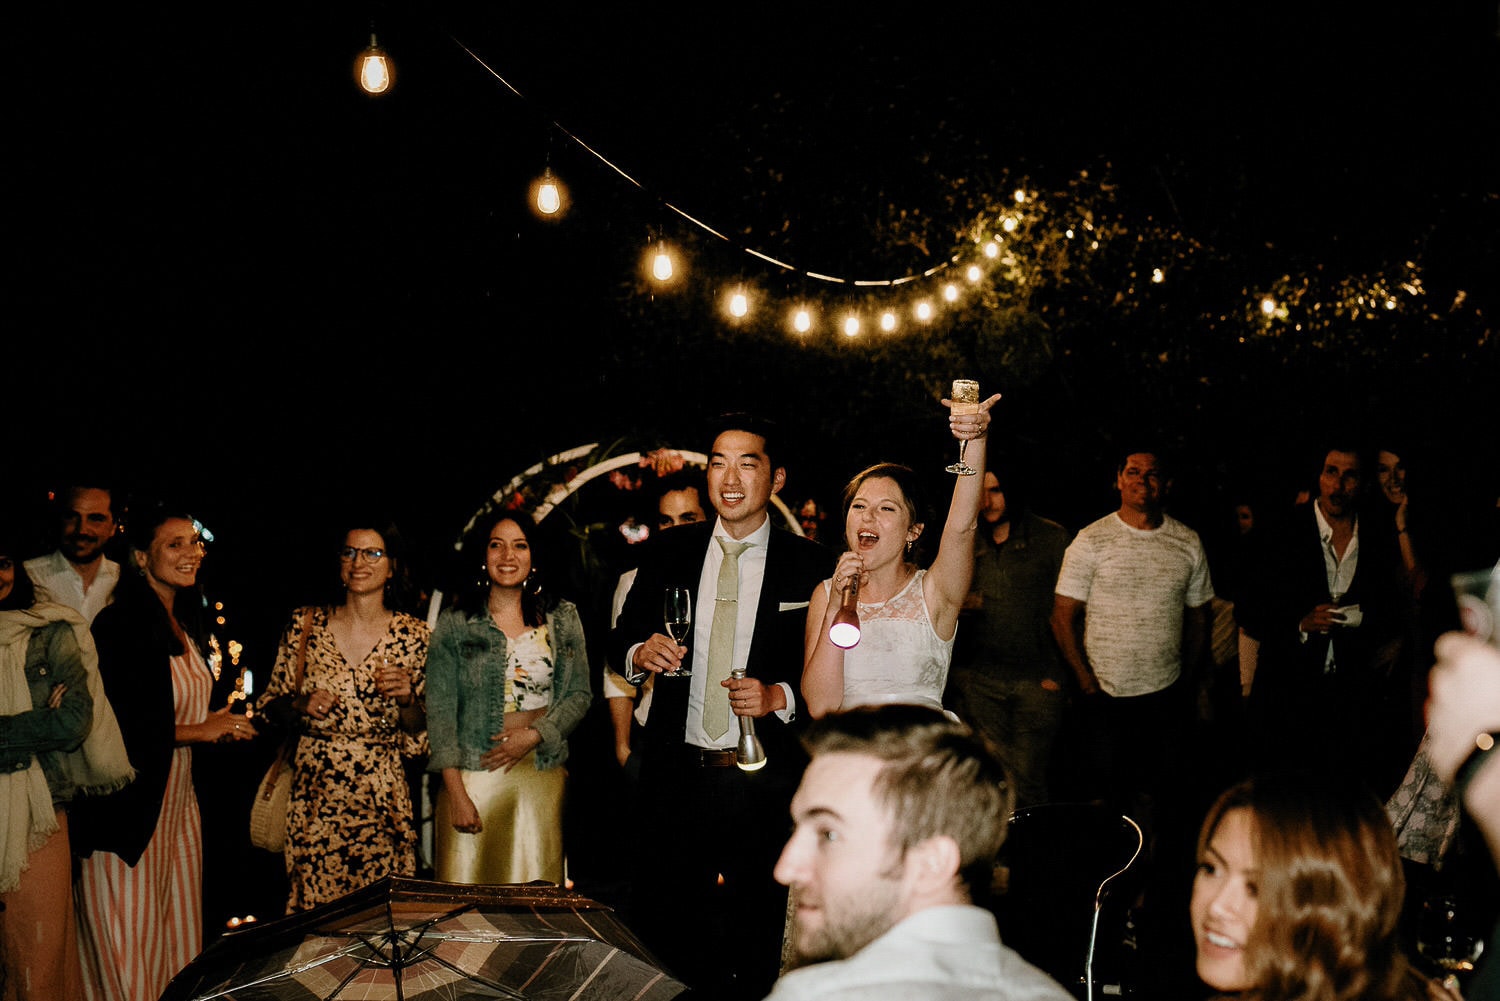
533, 167, 563, 216
356, 31, 393, 95
728, 288, 749, 318
410, 30, 1459, 347
651, 241, 674, 282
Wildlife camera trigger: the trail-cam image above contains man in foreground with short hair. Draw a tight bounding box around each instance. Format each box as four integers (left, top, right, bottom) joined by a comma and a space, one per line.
765, 704, 1073, 1001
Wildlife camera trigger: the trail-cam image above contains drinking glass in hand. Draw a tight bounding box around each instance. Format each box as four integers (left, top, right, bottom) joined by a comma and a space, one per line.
945, 379, 981, 476
1451, 563, 1499, 645
663, 587, 692, 677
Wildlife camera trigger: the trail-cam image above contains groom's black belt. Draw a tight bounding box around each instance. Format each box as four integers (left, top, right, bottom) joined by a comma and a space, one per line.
687, 746, 738, 768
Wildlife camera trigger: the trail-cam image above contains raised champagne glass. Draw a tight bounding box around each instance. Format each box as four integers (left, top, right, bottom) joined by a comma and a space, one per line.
662, 587, 692, 677
945, 379, 982, 476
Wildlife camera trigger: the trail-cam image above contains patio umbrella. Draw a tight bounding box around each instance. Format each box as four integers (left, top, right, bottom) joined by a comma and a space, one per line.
161, 877, 687, 1001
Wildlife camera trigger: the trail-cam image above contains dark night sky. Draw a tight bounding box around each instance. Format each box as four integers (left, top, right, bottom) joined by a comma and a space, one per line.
10, 3, 1499, 656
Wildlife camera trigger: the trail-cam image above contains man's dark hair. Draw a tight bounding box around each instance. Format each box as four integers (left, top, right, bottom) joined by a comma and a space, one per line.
706, 412, 784, 470
1115, 447, 1170, 479
653, 468, 708, 507
52, 481, 116, 516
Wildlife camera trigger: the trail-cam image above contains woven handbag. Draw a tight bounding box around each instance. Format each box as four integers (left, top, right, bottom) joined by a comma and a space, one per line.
249, 613, 310, 853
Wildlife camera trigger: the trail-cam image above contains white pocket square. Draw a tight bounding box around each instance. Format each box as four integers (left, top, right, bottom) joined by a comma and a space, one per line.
779, 601, 810, 611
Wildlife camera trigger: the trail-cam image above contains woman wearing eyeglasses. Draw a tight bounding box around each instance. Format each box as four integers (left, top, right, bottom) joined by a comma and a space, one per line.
253, 516, 430, 912
424, 512, 591, 884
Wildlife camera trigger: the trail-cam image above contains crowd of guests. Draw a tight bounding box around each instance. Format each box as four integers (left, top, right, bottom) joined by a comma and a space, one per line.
2, 408, 1498, 1001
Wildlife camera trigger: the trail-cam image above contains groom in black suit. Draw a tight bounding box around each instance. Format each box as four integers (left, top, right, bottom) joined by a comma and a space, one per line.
612, 413, 833, 1000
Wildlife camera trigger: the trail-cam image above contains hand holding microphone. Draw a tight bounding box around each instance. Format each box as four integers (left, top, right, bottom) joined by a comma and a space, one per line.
829, 562, 863, 649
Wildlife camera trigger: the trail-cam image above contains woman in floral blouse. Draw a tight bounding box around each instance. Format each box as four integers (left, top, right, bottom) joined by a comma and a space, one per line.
425, 511, 591, 884
254, 516, 429, 911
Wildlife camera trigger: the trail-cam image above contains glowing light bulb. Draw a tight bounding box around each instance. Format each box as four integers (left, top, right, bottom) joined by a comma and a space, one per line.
793, 309, 812, 333
914, 300, 933, 321
1002, 216, 1018, 233
729, 291, 749, 317
843, 315, 860, 337
966, 264, 982, 283
652, 244, 673, 281
357, 34, 393, 95
984, 241, 1000, 259
536, 169, 561, 215
1260, 297, 1277, 316
1013, 188, 1027, 204
1151, 268, 1165, 284
943, 283, 959, 302
880, 311, 896, 332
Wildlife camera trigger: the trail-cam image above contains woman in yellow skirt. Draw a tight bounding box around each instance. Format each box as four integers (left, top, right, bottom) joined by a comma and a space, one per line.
425, 512, 591, 883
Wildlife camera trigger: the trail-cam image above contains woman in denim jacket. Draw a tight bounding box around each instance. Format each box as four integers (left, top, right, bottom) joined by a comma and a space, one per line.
425, 512, 591, 884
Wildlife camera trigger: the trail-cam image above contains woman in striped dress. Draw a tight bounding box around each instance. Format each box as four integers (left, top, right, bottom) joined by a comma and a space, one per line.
71, 503, 254, 1001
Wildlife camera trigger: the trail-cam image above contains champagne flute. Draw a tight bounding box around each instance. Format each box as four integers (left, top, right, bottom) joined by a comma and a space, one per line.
945, 379, 982, 476
662, 587, 692, 677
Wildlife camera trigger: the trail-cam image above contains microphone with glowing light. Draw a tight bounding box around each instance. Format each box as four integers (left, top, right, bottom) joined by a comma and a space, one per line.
828, 574, 862, 649
730, 667, 767, 771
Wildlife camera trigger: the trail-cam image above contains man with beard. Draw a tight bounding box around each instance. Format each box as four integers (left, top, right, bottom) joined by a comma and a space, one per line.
949, 468, 1072, 809
24, 483, 120, 623
764, 704, 1072, 1001
1236, 445, 1405, 792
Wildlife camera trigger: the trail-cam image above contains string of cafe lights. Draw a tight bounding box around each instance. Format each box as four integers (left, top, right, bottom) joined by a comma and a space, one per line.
354, 27, 1453, 344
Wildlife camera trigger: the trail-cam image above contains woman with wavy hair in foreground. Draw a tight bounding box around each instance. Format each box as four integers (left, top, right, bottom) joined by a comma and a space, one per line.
1190, 771, 1452, 1001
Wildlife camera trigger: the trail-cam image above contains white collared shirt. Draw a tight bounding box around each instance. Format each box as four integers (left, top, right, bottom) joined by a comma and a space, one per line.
23, 550, 119, 624
684, 516, 796, 748
1312, 501, 1359, 670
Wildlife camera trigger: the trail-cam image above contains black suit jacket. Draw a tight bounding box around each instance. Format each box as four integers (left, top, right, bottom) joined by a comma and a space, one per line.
610, 520, 833, 779
70, 588, 196, 865
1237, 504, 1402, 690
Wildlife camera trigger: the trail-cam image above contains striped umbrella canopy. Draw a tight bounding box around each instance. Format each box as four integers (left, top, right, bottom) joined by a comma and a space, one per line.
162, 877, 686, 1001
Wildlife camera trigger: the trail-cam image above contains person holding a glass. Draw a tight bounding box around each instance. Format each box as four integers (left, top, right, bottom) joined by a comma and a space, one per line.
252, 515, 429, 911
801, 384, 1000, 718
424, 511, 591, 884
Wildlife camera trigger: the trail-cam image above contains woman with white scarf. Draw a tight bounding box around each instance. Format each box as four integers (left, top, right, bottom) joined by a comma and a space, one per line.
0, 522, 132, 1001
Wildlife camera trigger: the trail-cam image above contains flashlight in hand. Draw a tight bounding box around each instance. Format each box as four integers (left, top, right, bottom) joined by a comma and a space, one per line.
828, 575, 862, 649
730, 667, 767, 772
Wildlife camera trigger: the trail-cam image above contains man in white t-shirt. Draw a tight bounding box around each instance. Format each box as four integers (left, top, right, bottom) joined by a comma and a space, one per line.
24, 484, 121, 624
1050, 450, 1214, 828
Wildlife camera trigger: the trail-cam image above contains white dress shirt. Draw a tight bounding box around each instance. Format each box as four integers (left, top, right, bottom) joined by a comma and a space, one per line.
23, 550, 119, 624
1312, 502, 1360, 671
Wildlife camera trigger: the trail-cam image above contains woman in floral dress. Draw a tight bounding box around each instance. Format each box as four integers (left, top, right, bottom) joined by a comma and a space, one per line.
255, 517, 429, 911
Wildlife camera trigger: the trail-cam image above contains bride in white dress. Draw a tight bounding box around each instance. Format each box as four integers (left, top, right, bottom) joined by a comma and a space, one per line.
802, 391, 998, 718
